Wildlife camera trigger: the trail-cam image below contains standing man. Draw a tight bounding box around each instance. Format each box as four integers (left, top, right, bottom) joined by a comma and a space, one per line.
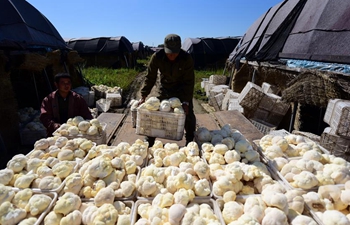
40, 73, 93, 136
140, 34, 196, 146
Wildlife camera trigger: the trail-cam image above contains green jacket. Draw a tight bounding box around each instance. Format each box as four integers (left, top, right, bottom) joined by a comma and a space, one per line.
141, 49, 195, 102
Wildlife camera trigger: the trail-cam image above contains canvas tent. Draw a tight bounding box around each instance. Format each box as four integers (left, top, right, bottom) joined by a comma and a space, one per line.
0, 0, 67, 50
66, 36, 135, 68
228, 0, 350, 65
182, 37, 241, 69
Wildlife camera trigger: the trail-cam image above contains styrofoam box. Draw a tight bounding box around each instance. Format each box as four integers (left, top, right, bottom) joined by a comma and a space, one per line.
329, 100, 350, 136
136, 109, 186, 141
106, 93, 122, 107
323, 98, 342, 125
205, 83, 215, 97
221, 90, 240, 110
209, 85, 229, 98
201, 78, 209, 89
88, 90, 95, 107
132, 198, 223, 225
96, 98, 111, 112
262, 82, 273, 93
238, 81, 265, 112
228, 99, 244, 112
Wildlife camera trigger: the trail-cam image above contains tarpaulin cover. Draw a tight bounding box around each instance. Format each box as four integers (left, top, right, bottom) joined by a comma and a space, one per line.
66, 36, 134, 55
0, 0, 67, 50
182, 37, 241, 69
229, 0, 350, 65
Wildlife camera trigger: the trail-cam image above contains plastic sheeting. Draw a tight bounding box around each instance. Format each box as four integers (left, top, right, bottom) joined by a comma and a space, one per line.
286, 59, 350, 74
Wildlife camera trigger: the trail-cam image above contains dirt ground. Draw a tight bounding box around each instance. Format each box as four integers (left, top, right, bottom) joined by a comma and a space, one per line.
123, 71, 208, 114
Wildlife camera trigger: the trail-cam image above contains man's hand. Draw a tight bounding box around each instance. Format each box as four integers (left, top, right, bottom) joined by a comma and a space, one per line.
53, 123, 61, 130
138, 97, 146, 106
182, 102, 189, 115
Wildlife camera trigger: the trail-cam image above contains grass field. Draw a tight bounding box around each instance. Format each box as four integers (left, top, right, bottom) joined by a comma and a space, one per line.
82, 59, 226, 102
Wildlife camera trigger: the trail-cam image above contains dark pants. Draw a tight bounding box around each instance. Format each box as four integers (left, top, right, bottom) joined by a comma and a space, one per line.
146, 99, 196, 146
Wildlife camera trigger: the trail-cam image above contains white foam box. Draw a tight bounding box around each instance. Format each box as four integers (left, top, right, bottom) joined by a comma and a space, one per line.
106, 93, 122, 107
323, 98, 342, 125
228, 99, 244, 112
329, 100, 350, 137
221, 90, 240, 111
261, 82, 279, 94
238, 81, 265, 112
88, 90, 95, 107
96, 98, 111, 112
201, 78, 209, 89
205, 83, 215, 97
209, 85, 229, 98
136, 108, 186, 141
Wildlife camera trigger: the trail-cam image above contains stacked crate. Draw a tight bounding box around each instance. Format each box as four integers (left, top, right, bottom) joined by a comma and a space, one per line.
320, 99, 350, 159
252, 92, 290, 126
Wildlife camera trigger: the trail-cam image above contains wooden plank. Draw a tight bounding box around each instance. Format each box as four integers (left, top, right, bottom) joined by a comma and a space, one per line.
97, 113, 125, 144
213, 110, 264, 143
195, 114, 220, 130
111, 114, 145, 145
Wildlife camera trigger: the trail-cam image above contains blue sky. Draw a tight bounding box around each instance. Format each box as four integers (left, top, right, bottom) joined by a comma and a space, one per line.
27, 0, 282, 47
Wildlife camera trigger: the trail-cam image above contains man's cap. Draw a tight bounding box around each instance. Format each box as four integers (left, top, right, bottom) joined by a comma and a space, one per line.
164, 34, 181, 54
54, 73, 71, 82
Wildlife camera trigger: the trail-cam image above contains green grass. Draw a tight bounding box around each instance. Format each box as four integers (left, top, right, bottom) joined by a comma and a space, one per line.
194, 69, 225, 101
82, 61, 226, 102
82, 67, 140, 95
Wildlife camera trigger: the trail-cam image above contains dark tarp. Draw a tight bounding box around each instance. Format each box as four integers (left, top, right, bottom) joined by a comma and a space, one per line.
132, 41, 145, 59
280, 0, 350, 64
182, 37, 241, 69
132, 41, 144, 52
0, 0, 67, 50
66, 36, 133, 55
66, 37, 134, 68
228, 0, 350, 65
